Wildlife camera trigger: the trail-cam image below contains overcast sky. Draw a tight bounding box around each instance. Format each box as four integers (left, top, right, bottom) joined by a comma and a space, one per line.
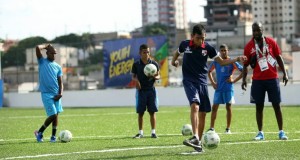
0, 0, 206, 40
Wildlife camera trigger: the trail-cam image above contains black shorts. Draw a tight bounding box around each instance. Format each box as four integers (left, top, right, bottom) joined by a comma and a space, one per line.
183, 80, 211, 112
135, 88, 158, 113
250, 78, 281, 104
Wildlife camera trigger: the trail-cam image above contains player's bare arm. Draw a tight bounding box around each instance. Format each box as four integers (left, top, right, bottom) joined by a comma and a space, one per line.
36, 44, 55, 59
229, 70, 243, 83
208, 70, 217, 89
241, 64, 249, 91
54, 76, 63, 101
171, 51, 180, 67
153, 70, 161, 80
276, 55, 288, 86
215, 56, 247, 66
132, 73, 141, 90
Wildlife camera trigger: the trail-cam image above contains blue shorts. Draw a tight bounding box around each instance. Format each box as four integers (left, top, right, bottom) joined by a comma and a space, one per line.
250, 78, 281, 104
213, 90, 235, 104
135, 88, 159, 113
183, 80, 211, 112
41, 93, 63, 116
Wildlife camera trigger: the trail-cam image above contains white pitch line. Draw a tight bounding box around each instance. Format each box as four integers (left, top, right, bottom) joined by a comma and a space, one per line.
1, 145, 183, 160
3, 111, 177, 119
2, 139, 300, 160
1, 131, 299, 142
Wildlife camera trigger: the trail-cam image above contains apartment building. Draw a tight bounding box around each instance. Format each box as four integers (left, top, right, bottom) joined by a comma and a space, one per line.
252, 0, 300, 41
141, 0, 188, 49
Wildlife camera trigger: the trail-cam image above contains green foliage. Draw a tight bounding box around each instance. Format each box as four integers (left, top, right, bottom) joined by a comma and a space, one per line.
143, 22, 168, 36
88, 50, 103, 64
18, 36, 48, 48
51, 33, 83, 48
51, 33, 95, 49
0, 106, 299, 159
2, 36, 47, 68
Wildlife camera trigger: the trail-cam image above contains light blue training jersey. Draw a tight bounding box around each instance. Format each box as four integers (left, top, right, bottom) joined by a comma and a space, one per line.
208, 60, 243, 92
38, 58, 63, 94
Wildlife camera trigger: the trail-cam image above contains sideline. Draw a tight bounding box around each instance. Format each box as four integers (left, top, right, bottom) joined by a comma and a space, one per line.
1, 137, 300, 159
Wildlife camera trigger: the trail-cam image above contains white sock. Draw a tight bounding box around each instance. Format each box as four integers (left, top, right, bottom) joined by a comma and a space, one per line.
279, 130, 283, 133
151, 129, 156, 134
139, 130, 143, 135
194, 134, 199, 140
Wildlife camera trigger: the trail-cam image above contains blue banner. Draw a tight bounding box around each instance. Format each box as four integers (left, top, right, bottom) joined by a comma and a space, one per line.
103, 35, 167, 87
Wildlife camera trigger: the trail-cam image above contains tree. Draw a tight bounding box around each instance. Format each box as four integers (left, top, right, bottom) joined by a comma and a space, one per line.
2, 36, 47, 68
143, 22, 168, 36
51, 33, 82, 48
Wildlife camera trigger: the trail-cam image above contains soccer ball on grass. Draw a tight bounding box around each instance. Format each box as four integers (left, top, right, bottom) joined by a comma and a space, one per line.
144, 64, 157, 77
181, 124, 193, 136
201, 130, 220, 149
59, 130, 72, 143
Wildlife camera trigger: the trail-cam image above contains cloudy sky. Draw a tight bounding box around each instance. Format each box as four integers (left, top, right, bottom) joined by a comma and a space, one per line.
0, 0, 206, 40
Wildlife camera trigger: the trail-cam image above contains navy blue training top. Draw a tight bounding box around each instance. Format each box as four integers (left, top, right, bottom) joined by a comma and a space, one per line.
178, 40, 218, 84
131, 58, 160, 90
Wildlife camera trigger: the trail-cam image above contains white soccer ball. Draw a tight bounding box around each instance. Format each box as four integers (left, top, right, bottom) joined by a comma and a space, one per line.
59, 130, 72, 143
144, 64, 157, 77
201, 130, 220, 149
181, 124, 193, 136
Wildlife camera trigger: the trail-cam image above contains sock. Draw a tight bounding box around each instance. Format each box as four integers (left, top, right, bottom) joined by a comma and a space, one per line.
139, 130, 143, 135
151, 129, 156, 134
194, 134, 199, 140
279, 130, 283, 133
38, 125, 46, 133
52, 126, 57, 137
259, 131, 264, 134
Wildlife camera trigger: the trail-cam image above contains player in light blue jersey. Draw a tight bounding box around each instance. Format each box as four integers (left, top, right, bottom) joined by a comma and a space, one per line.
208, 44, 243, 134
34, 44, 63, 143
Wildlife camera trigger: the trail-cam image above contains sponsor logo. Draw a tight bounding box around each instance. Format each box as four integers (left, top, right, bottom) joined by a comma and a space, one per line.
184, 47, 192, 54
202, 50, 207, 56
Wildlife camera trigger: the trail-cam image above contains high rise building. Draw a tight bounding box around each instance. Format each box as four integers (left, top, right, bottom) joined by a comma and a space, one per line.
204, 0, 252, 32
141, 0, 188, 50
252, 0, 300, 41
203, 0, 253, 47
141, 0, 187, 29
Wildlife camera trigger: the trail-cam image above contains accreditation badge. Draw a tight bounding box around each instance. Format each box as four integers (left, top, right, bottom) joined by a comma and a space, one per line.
258, 57, 269, 71
267, 54, 276, 67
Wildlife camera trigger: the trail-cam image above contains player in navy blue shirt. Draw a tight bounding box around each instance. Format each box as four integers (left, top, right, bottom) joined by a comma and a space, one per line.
131, 44, 160, 139
171, 24, 246, 152
208, 44, 243, 134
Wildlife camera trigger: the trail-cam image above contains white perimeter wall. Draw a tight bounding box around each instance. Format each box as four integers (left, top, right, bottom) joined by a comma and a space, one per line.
5, 83, 300, 108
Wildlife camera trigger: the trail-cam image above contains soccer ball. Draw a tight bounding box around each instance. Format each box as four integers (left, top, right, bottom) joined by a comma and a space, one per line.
59, 130, 72, 143
181, 124, 193, 136
144, 64, 157, 77
201, 130, 220, 149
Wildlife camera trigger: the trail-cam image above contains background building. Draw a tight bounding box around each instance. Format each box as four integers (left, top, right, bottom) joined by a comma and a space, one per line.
141, 0, 189, 50
252, 0, 300, 42
203, 0, 253, 47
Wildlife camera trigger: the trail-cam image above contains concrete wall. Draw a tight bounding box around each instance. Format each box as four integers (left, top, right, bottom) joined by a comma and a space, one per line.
5, 83, 300, 108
